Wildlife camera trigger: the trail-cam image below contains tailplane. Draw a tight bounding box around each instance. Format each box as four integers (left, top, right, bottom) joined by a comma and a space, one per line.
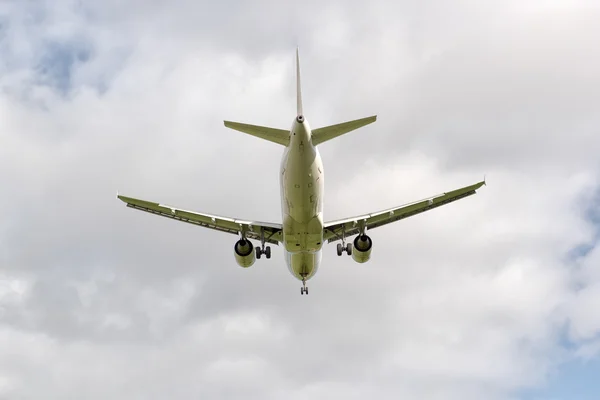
223, 121, 290, 146
311, 115, 377, 146
223, 49, 377, 147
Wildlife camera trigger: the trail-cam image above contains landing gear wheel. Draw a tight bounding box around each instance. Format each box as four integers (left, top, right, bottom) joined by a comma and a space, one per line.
265, 246, 271, 259
346, 243, 353, 256
301, 277, 308, 295
255, 247, 262, 259
337, 243, 343, 256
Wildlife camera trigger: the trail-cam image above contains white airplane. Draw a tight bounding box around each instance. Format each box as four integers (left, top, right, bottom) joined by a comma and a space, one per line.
118, 49, 485, 295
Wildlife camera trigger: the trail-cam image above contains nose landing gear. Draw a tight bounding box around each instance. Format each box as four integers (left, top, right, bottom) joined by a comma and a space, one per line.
300, 277, 308, 295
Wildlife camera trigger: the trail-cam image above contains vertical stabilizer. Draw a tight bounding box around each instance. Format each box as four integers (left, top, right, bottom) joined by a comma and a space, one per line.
296, 47, 303, 118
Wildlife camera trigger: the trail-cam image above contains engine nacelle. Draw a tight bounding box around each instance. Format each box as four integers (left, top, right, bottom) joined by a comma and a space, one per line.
351, 234, 373, 263
234, 239, 255, 268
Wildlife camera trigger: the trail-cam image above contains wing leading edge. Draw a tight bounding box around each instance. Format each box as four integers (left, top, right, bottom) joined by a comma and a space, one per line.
323, 180, 485, 243
117, 195, 283, 245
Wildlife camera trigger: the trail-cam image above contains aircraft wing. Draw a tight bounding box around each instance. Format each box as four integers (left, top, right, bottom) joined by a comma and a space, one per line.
323, 180, 485, 243
117, 195, 283, 244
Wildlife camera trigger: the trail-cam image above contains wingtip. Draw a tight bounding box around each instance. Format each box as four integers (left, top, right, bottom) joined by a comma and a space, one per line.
483, 174, 487, 186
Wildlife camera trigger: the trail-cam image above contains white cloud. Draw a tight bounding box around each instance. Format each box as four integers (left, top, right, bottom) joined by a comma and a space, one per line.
1, 0, 599, 399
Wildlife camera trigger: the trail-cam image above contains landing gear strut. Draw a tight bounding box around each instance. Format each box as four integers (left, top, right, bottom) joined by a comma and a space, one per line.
300, 277, 308, 295
336, 225, 352, 256
337, 242, 352, 256
255, 228, 271, 259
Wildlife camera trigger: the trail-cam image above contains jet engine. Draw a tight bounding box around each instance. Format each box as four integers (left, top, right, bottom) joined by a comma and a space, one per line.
234, 239, 255, 268
351, 234, 372, 263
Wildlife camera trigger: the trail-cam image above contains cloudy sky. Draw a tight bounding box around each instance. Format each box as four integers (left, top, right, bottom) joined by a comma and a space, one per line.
1, 0, 600, 399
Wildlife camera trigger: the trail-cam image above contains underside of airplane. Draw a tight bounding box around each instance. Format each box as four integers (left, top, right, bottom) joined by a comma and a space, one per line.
117, 49, 485, 295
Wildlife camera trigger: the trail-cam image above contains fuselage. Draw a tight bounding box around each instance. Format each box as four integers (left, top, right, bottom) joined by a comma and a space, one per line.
280, 117, 324, 281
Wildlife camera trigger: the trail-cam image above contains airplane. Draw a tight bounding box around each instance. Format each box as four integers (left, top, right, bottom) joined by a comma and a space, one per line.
117, 49, 485, 295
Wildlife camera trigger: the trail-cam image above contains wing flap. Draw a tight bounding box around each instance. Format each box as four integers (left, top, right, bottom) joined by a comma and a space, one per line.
118, 195, 282, 244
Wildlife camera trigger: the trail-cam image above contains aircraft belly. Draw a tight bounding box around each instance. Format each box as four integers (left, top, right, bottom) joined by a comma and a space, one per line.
279, 121, 325, 283
285, 250, 321, 281
280, 146, 324, 253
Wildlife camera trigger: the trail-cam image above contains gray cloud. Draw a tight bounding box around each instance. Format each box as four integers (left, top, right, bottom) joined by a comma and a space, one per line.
1, 0, 600, 399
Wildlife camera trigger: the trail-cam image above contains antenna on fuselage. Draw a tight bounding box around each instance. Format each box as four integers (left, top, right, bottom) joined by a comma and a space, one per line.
296, 47, 303, 120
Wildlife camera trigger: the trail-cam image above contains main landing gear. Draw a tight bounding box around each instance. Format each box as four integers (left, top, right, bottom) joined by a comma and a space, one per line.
335, 224, 353, 256
300, 277, 308, 295
255, 245, 271, 259
337, 242, 352, 256
255, 228, 271, 259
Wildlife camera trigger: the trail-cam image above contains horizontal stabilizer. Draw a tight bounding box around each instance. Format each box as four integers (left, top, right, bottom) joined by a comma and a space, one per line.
311, 115, 377, 146
224, 121, 290, 146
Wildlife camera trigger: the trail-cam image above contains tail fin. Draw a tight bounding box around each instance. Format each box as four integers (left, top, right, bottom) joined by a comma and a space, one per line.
311, 115, 377, 146
296, 47, 303, 118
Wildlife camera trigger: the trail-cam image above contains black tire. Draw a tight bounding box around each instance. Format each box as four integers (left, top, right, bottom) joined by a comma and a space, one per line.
305, 287, 308, 295
256, 247, 262, 259
337, 243, 343, 256
265, 246, 271, 259
346, 243, 353, 256
300, 287, 304, 295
